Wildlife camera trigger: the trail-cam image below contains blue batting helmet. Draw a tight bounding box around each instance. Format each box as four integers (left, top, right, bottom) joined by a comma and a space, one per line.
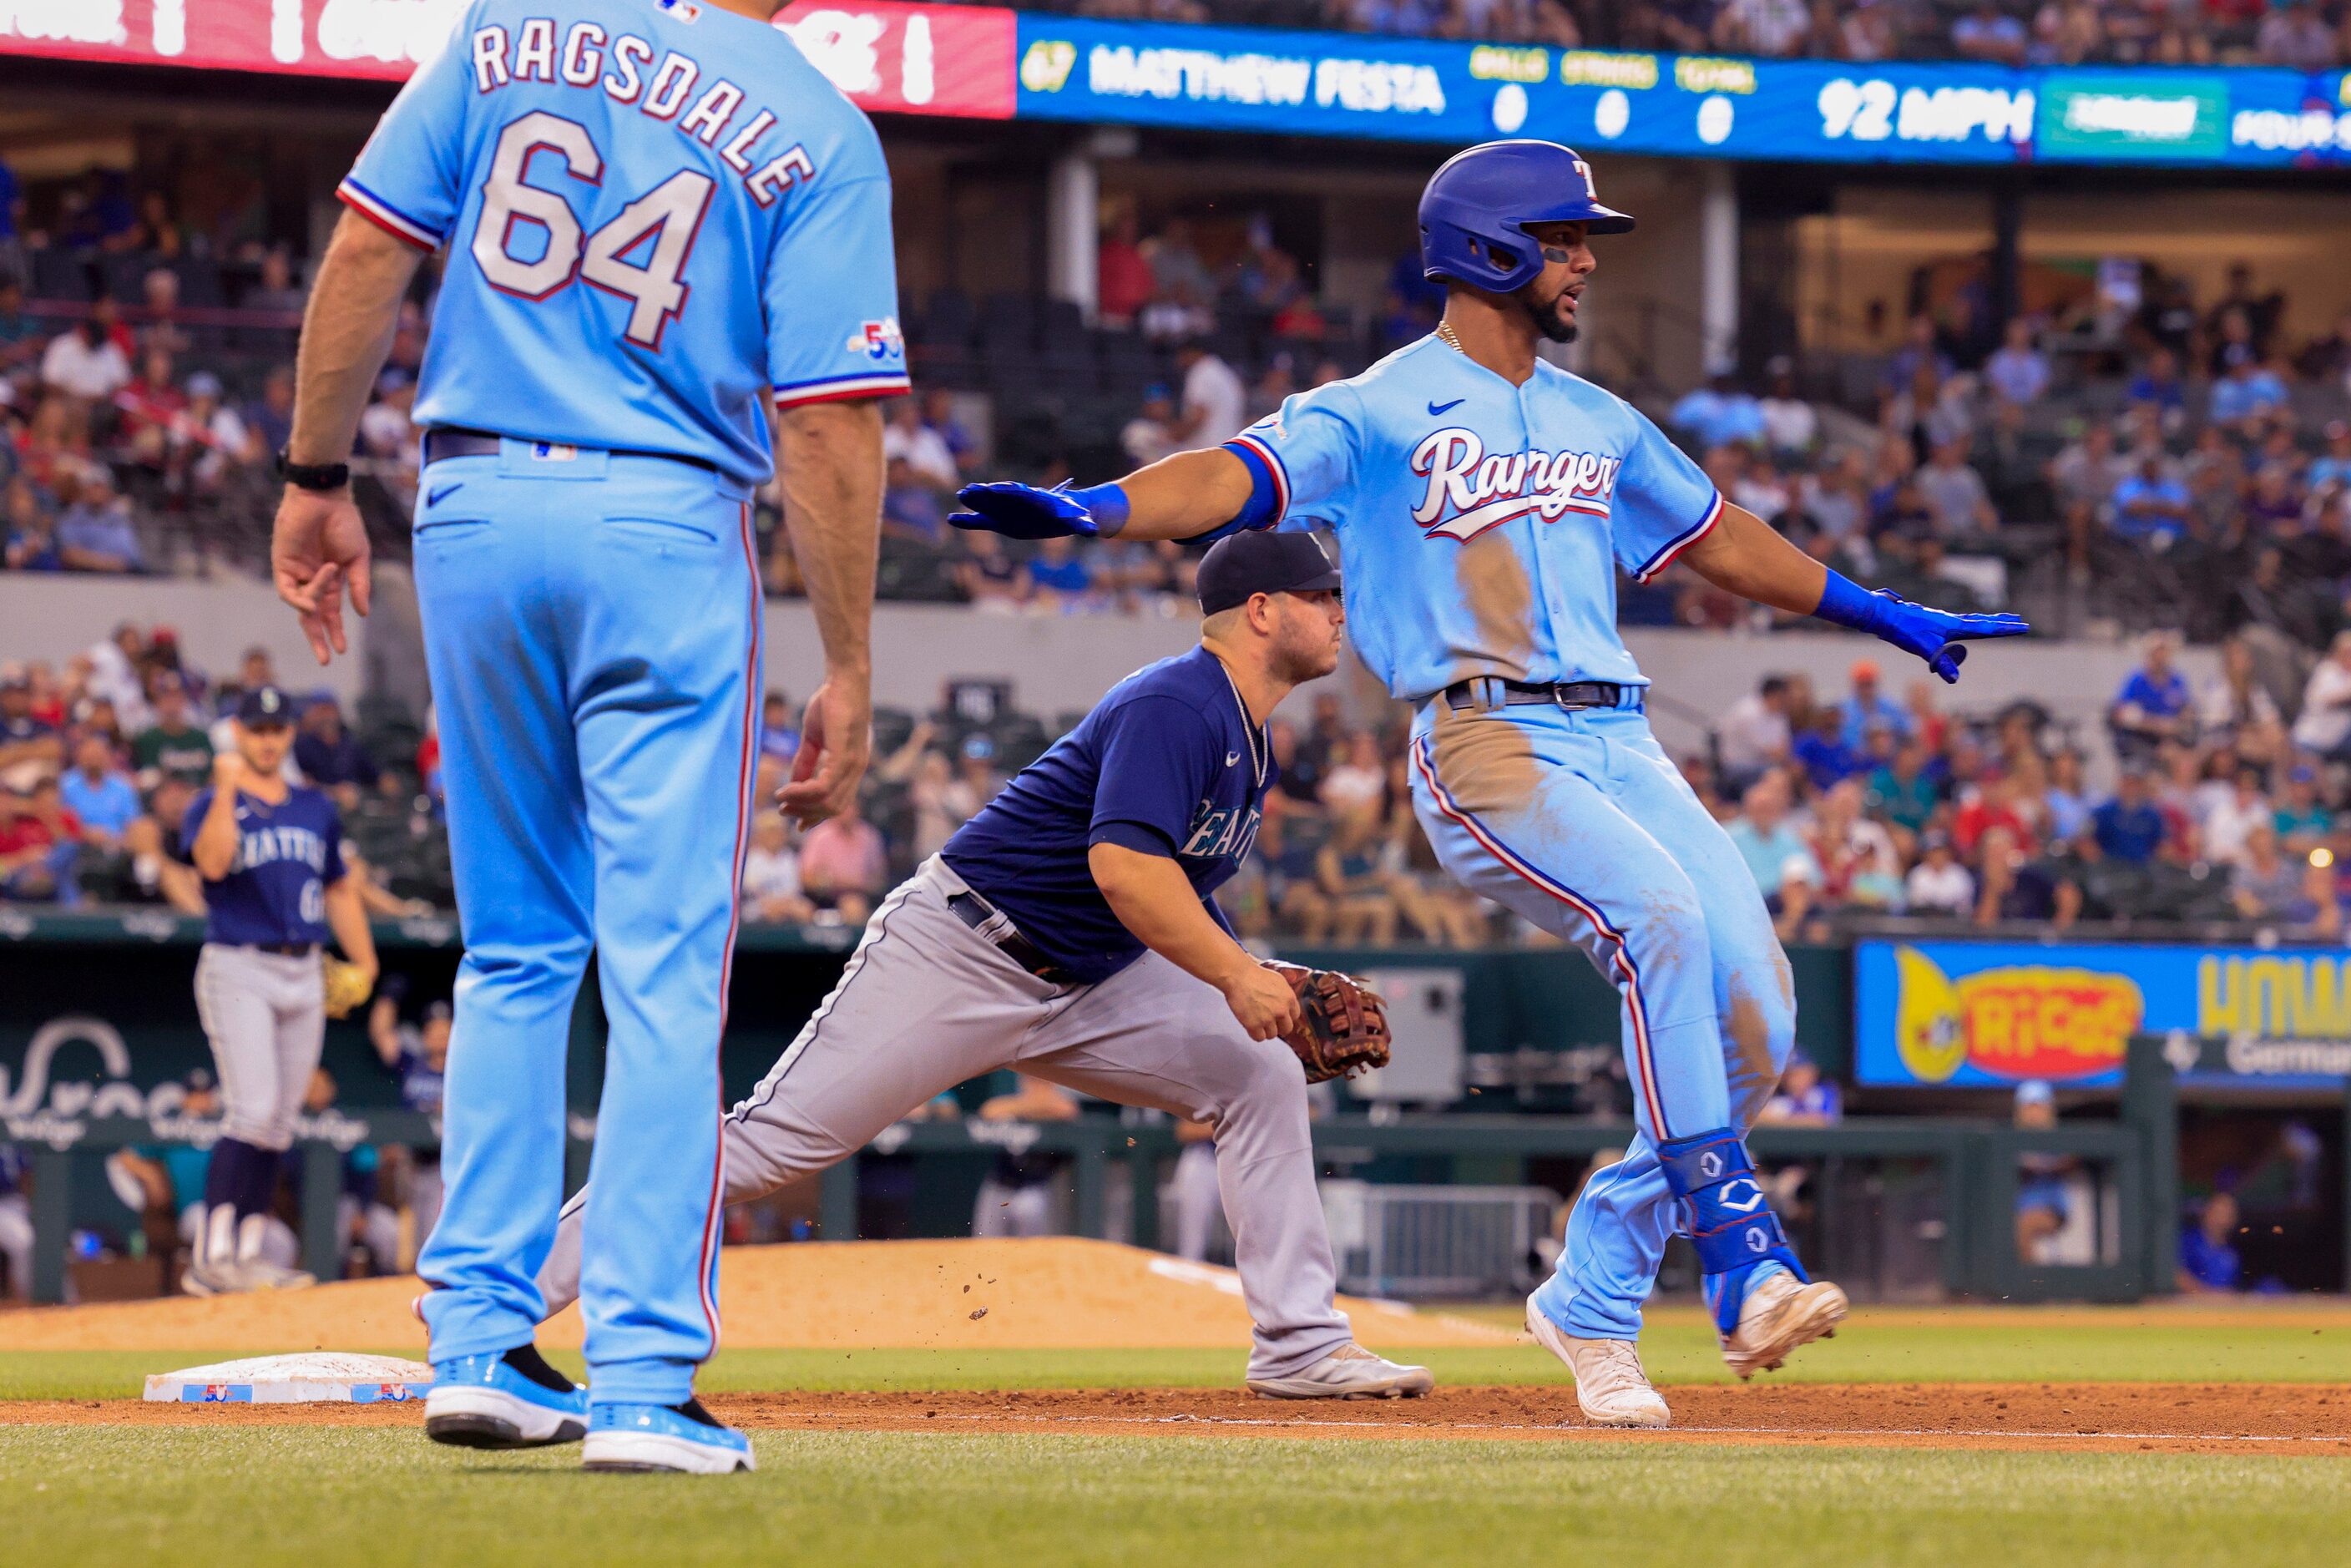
1418, 140, 1636, 293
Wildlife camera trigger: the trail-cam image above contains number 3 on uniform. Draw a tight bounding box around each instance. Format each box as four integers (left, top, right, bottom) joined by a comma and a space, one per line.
472, 111, 715, 351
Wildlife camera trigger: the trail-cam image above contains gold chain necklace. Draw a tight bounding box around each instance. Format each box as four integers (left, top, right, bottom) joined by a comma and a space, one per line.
1436, 319, 1464, 353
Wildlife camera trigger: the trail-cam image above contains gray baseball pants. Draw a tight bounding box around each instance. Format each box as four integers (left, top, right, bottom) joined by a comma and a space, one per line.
193, 943, 326, 1151
538, 857, 1354, 1378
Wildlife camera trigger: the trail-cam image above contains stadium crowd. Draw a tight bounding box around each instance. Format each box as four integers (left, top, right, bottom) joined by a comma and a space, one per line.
1025, 0, 2351, 68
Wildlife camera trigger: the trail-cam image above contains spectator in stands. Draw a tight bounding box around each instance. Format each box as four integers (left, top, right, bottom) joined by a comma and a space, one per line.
1837, 660, 1909, 750
1903, 831, 1973, 917
2109, 634, 2192, 758
2199, 638, 2287, 766
2110, 453, 2191, 547
1759, 1052, 1841, 1125
357, 368, 421, 473
2, 476, 58, 571
57, 731, 138, 852
53, 469, 143, 573
739, 812, 815, 925
0, 775, 80, 902
1982, 318, 2050, 407
1314, 807, 1400, 944
243, 247, 308, 316
1096, 212, 1155, 330
1754, 360, 1817, 461
1865, 736, 1939, 841
0, 278, 38, 375
2275, 764, 2333, 855
1318, 730, 1387, 818
2209, 355, 2289, 432
883, 395, 958, 490
1173, 338, 1247, 449
1726, 769, 1819, 913
175, 372, 256, 493
881, 449, 949, 544
2092, 768, 2166, 865
245, 366, 296, 459
294, 698, 379, 792
1807, 777, 1903, 912
2040, 746, 2091, 843
953, 529, 1023, 610
1120, 383, 1181, 469
1792, 706, 1863, 792
0, 664, 61, 783
1669, 368, 1764, 451
1711, 0, 1809, 53
1717, 673, 1795, 797
1022, 534, 1094, 609
2202, 765, 2273, 869
39, 299, 133, 405
757, 691, 800, 768
798, 796, 887, 923
1952, 0, 2028, 60
2258, 0, 2338, 73
2232, 822, 2314, 923
2291, 630, 2351, 759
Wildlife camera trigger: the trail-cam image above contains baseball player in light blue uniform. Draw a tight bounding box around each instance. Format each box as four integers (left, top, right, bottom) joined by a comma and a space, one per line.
268, 0, 899, 1471
950, 140, 2025, 1428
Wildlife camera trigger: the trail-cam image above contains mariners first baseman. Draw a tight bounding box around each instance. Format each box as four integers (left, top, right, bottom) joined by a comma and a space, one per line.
180, 685, 379, 1297
533, 532, 1432, 1399
270, 0, 898, 1471
952, 140, 2026, 1428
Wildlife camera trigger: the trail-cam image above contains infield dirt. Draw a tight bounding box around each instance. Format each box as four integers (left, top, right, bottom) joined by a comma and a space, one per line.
4, 1383, 2345, 1456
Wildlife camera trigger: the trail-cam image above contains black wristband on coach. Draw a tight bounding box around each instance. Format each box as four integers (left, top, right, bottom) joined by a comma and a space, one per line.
276, 448, 351, 492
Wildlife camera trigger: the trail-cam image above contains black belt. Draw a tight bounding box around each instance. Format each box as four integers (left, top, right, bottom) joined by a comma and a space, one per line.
1443, 677, 1636, 712
245, 942, 318, 958
946, 889, 1080, 986
422, 426, 716, 474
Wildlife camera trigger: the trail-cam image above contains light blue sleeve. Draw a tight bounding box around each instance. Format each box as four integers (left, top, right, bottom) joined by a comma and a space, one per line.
336, 4, 484, 250
1224, 382, 1359, 529
766, 169, 911, 407
1613, 403, 1725, 584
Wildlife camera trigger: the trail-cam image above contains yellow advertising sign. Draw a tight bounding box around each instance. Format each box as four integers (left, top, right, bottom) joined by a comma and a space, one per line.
1893, 945, 2143, 1084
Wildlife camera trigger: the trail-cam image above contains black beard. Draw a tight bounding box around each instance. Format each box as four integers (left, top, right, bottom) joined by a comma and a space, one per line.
1518, 286, 1579, 343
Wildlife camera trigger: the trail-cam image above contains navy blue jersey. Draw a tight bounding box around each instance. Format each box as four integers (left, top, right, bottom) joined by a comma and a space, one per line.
397, 1043, 447, 1115
943, 646, 1273, 985
180, 786, 346, 947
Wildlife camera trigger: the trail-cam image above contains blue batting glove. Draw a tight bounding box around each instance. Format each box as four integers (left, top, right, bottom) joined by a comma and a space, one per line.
949, 480, 1127, 541
1813, 571, 2028, 684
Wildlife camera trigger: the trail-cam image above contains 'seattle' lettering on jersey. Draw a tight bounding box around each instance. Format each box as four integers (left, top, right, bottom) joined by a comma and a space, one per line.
1225, 336, 1725, 701
337, 0, 907, 486
943, 647, 1272, 986
181, 787, 347, 948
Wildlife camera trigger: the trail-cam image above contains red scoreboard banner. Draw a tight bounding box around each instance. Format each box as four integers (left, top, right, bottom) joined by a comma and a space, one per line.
0, 0, 1018, 116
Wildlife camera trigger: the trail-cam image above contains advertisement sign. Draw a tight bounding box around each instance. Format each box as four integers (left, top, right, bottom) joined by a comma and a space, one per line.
1855, 938, 2351, 1089
2037, 71, 2230, 160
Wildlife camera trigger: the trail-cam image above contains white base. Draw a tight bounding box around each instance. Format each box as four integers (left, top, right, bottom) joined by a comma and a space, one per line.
144, 1353, 435, 1405
582, 1429, 756, 1474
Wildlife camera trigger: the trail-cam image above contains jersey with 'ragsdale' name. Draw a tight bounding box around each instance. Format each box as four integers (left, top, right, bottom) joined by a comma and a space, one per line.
341, 0, 906, 485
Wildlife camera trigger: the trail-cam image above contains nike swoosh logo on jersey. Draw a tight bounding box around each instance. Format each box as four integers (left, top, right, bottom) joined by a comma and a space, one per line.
427, 483, 463, 505
1428, 398, 1465, 415
1226, 752, 1241, 766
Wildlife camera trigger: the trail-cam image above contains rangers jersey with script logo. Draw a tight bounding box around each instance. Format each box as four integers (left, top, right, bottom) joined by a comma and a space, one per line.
337, 0, 908, 486
1223, 335, 1722, 702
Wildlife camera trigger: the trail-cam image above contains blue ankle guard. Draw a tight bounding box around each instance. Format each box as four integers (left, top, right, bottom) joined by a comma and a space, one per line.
1659, 1128, 1807, 1333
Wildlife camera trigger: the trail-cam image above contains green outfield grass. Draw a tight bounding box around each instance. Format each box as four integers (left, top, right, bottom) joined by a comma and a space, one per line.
0, 1426, 2343, 1567
8, 1303, 2351, 1400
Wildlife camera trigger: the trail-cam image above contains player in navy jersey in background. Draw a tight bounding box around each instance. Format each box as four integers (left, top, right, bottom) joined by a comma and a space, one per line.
179, 685, 378, 1296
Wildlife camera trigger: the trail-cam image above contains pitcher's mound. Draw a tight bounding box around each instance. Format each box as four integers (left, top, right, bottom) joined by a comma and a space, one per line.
0, 1238, 1512, 1353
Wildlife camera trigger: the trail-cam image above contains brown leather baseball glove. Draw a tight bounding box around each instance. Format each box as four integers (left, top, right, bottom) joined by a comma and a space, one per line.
1265, 961, 1392, 1084
321, 955, 376, 1020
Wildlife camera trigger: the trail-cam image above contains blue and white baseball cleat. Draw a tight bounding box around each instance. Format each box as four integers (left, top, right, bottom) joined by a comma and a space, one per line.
582, 1399, 755, 1474
424, 1346, 589, 1449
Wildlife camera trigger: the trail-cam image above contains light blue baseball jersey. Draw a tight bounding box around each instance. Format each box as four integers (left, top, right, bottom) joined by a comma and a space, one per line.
340, 0, 908, 484
1224, 336, 1722, 701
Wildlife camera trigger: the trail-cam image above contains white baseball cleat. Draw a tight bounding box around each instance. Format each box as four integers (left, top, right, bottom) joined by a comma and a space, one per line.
1246, 1343, 1435, 1399
179, 1258, 258, 1297
1525, 1299, 1671, 1428
1721, 1271, 1848, 1380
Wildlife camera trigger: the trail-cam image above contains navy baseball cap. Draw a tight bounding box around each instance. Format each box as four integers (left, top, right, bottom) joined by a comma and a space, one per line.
236, 685, 293, 726
1197, 531, 1342, 615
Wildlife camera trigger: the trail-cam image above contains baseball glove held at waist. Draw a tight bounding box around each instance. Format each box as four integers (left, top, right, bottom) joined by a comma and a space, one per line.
1266, 961, 1392, 1084
321, 955, 375, 1019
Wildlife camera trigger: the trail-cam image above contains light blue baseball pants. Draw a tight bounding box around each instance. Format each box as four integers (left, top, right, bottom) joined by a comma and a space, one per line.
1408, 692, 1797, 1342
412, 439, 761, 1406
